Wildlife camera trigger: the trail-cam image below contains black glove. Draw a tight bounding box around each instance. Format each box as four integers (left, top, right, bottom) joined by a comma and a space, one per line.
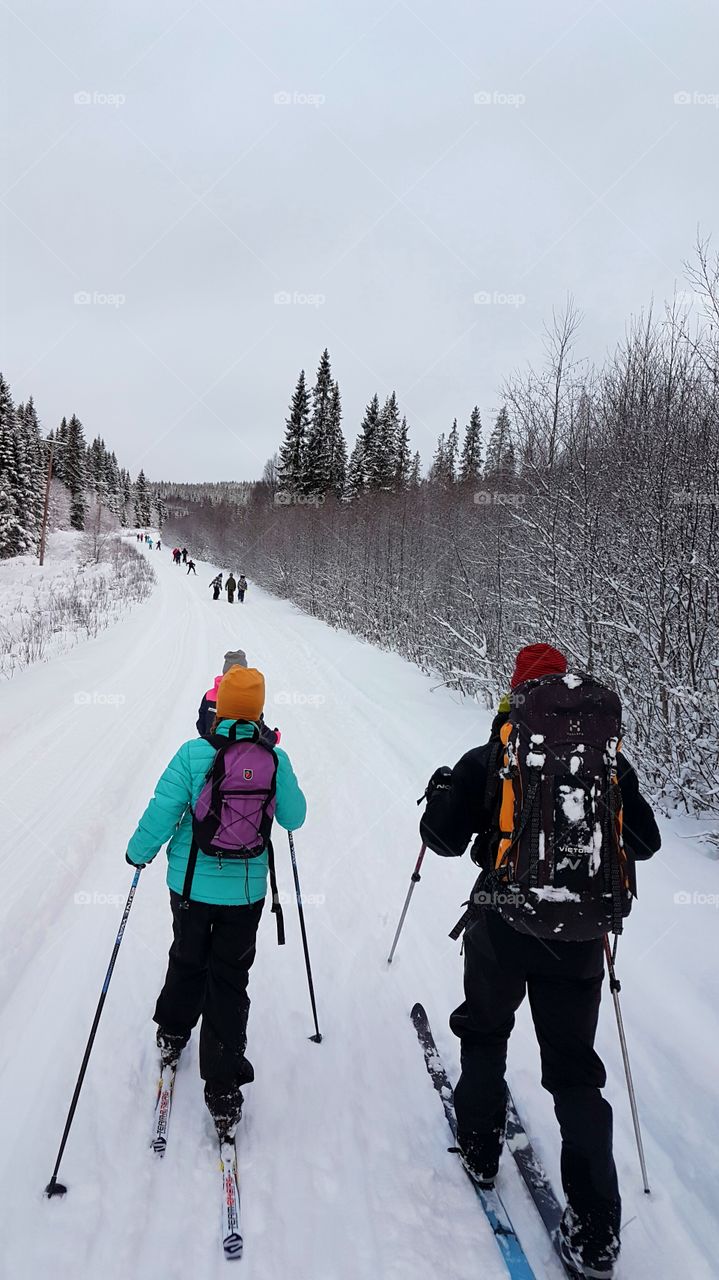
126, 852, 146, 869
418, 766, 453, 805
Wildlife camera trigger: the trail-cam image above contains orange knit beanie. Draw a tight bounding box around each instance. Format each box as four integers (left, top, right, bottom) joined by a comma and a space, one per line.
216, 667, 265, 722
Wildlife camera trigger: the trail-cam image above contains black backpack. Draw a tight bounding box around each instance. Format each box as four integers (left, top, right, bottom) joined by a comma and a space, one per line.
454, 673, 632, 942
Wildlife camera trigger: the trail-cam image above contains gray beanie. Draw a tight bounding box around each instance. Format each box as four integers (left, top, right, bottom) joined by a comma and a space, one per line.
223, 649, 248, 674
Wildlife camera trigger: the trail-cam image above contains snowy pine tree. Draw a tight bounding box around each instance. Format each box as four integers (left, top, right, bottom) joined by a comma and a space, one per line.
428, 433, 447, 486
0, 375, 22, 557
459, 406, 483, 484
345, 438, 365, 501
120, 469, 132, 526
395, 415, 411, 490
65, 415, 87, 530
134, 469, 152, 527
484, 405, 513, 481
326, 380, 347, 500
446, 419, 459, 484
0, 475, 23, 558
278, 370, 310, 498
155, 489, 166, 529
54, 417, 69, 485
408, 450, 422, 487
352, 394, 381, 497
304, 349, 335, 498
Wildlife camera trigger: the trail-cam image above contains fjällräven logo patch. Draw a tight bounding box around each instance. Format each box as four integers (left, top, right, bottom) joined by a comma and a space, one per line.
244, 768, 253, 780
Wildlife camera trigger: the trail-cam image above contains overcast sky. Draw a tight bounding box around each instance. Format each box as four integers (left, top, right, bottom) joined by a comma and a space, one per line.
2, 0, 718, 481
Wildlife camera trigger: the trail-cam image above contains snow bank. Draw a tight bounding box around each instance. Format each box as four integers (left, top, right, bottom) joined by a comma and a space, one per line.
0, 532, 154, 679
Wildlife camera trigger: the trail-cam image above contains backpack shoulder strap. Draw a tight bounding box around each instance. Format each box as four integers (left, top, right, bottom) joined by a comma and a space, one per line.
266, 838, 285, 945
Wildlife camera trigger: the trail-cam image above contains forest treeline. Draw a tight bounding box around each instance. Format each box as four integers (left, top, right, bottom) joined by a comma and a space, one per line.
0, 373, 165, 556
166, 246, 719, 815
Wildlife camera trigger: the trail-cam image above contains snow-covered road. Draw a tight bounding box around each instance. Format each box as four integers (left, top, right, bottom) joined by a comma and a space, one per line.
0, 541, 716, 1280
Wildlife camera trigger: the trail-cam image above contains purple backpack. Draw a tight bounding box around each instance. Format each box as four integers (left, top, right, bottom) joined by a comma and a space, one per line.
181, 722, 285, 942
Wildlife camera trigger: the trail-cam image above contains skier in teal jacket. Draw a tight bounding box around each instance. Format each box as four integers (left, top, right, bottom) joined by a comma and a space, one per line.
126, 666, 306, 1138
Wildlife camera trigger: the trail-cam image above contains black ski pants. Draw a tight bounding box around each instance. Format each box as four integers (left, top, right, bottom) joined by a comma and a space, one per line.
450, 909, 619, 1211
154, 892, 264, 1085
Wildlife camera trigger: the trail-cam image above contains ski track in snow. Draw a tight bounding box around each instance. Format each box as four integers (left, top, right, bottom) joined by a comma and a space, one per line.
0, 540, 717, 1280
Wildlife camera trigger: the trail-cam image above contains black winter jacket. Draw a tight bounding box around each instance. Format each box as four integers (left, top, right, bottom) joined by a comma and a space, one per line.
420, 712, 661, 891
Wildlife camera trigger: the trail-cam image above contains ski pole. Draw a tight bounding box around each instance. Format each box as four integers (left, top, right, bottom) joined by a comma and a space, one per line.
287, 831, 322, 1043
387, 842, 427, 965
603, 935, 650, 1194
45, 866, 142, 1197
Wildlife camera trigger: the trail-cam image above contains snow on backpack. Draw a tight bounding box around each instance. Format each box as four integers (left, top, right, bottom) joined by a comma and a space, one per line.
181, 722, 285, 943
453, 672, 632, 943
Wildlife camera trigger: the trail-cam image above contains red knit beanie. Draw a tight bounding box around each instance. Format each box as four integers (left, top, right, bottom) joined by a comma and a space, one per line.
510, 643, 567, 688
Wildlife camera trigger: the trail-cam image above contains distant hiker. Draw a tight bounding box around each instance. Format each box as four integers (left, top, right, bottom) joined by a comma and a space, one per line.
136, 533, 141, 542
125, 665, 306, 1140
187, 559, 196, 575
226, 573, 237, 604
238, 574, 248, 604
173, 548, 182, 565
210, 573, 223, 601
182, 547, 188, 563
157, 540, 162, 551
196, 649, 248, 737
420, 643, 661, 1280
147, 536, 154, 550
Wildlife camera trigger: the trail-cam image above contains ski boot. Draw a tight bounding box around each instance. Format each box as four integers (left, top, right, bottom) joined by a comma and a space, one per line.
558, 1200, 621, 1279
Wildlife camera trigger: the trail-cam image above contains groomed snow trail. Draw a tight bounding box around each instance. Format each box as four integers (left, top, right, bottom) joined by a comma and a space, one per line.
0, 543, 716, 1280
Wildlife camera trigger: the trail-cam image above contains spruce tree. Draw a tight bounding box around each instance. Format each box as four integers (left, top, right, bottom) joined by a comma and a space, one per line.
326, 380, 347, 500
459, 406, 483, 484
395, 415, 411, 490
155, 489, 166, 529
445, 419, 459, 484
54, 417, 69, 484
428, 433, 447, 486
120, 469, 132, 526
370, 392, 401, 491
134, 469, 152, 527
354, 394, 381, 495
65, 414, 87, 530
0, 476, 23, 558
0, 375, 22, 556
304, 348, 334, 497
345, 439, 365, 501
278, 369, 310, 497
408, 450, 422, 487
485, 406, 513, 481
